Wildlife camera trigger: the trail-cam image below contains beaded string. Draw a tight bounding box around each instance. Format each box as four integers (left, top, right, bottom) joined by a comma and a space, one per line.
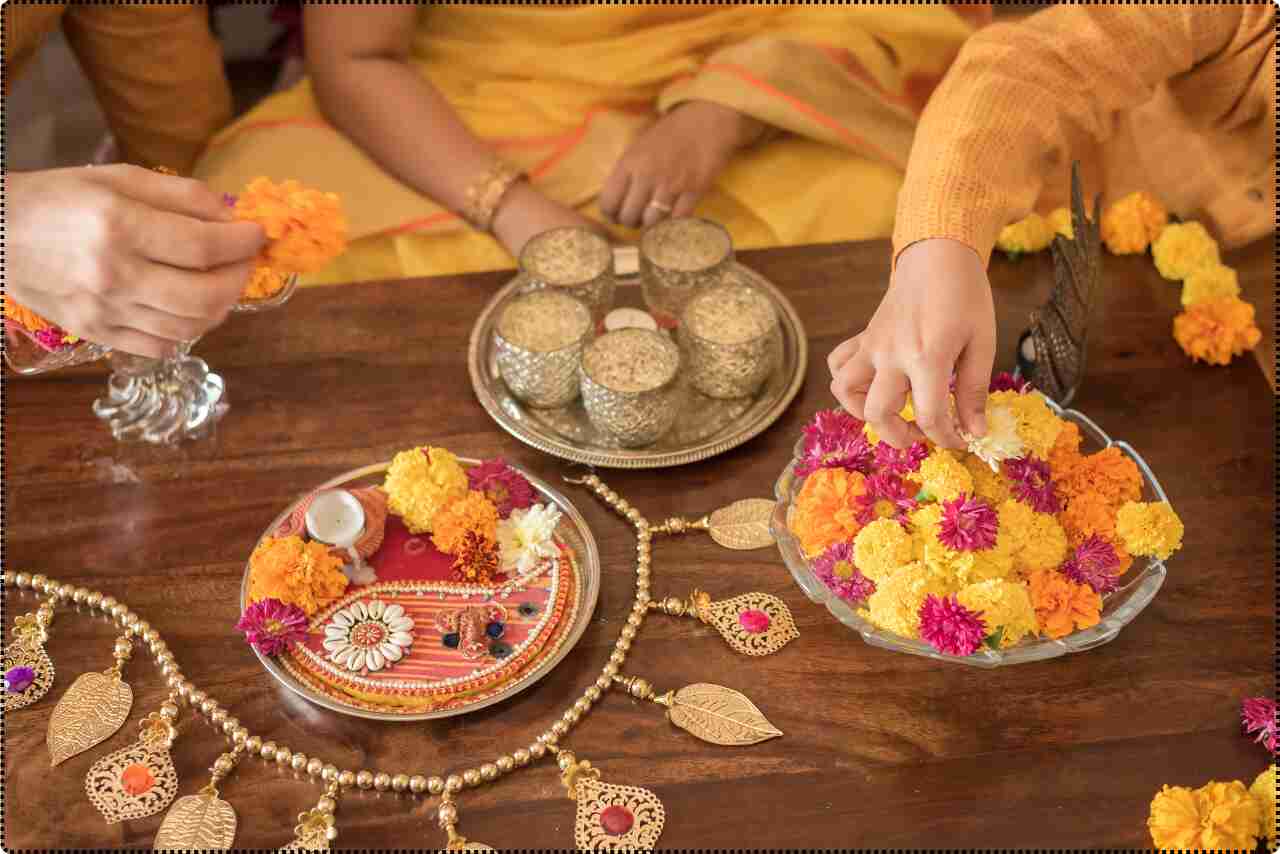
2, 472, 651, 805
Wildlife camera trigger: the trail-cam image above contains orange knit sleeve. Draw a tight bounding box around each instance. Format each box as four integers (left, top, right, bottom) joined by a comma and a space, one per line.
892, 4, 1274, 266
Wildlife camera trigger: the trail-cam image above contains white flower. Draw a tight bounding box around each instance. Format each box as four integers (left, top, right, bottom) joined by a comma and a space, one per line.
963, 404, 1025, 472
322, 600, 414, 673
497, 503, 562, 574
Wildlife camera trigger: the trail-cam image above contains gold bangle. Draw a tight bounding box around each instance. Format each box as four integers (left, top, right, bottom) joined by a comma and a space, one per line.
463, 160, 524, 232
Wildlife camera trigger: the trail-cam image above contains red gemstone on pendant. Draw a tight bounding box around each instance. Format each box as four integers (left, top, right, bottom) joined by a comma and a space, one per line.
120, 763, 155, 795
738, 609, 771, 634
599, 805, 634, 836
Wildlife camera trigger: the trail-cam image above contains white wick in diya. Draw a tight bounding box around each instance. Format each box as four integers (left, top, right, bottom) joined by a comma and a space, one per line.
306, 490, 376, 584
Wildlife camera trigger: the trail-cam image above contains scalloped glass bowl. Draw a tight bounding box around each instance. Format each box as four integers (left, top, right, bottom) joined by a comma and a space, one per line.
770, 400, 1170, 668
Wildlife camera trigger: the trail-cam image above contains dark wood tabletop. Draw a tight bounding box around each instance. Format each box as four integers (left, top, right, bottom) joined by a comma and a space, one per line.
4, 238, 1274, 850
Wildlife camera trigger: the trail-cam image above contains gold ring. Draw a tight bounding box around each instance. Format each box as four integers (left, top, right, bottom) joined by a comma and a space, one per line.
646, 200, 673, 214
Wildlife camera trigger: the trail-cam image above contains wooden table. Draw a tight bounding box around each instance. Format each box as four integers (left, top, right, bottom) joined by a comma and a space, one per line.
4, 239, 1273, 849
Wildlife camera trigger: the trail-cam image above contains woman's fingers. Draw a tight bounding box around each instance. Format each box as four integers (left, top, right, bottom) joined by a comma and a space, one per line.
131, 204, 265, 272
908, 357, 965, 449
954, 329, 997, 438
598, 169, 630, 223
92, 163, 236, 223
827, 335, 861, 377
617, 174, 655, 229
130, 259, 255, 322
830, 351, 874, 419
672, 191, 699, 218
96, 325, 178, 360
862, 365, 914, 449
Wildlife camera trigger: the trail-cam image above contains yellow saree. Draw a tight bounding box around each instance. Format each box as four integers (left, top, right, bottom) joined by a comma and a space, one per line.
195, 4, 988, 285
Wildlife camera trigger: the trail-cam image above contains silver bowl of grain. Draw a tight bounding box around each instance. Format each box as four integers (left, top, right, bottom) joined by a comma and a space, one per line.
518, 227, 616, 323
494, 289, 594, 408
678, 280, 780, 399
638, 217, 733, 325
579, 328, 681, 447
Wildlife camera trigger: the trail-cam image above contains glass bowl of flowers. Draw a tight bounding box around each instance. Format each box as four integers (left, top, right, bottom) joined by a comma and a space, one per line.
771, 374, 1184, 668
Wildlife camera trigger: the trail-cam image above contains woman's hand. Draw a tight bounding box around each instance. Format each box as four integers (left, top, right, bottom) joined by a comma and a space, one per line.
828, 238, 996, 450
8, 165, 265, 358
600, 100, 765, 229
490, 182, 606, 259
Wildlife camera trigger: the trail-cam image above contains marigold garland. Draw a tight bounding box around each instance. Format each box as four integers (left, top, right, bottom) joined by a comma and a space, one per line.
1152, 220, 1221, 282
1099, 190, 1168, 255
1148, 780, 1262, 850
995, 212, 1054, 256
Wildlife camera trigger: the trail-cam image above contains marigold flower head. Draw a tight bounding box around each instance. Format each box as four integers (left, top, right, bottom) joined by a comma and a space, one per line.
1149, 780, 1263, 850
1152, 220, 1221, 281
1028, 568, 1102, 639
451, 530, 501, 584
1047, 420, 1084, 481
1181, 262, 1240, 308
853, 518, 914, 582
1115, 501, 1184, 560
1059, 446, 1142, 509
918, 449, 974, 503
430, 490, 499, 556
918, 594, 987, 656
3, 295, 53, 335
234, 177, 348, 275
955, 579, 1038, 648
383, 446, 469, 534
862, 561, 951, 639
1060, 534, 1122, 595
1046, 207, 1074, 240
964, 402, 1025, 472
247, 535, 349, 615
798, 409, 874, 477
990, 390, 1063, 459
466, 458, 535, 519
938, 495, 999, 552
1100, 190, 1168, 254
1003, 456, 1060, 514
1241, 697, 1277, 755
1250, 765, 1277, 846
1173, 295, 1262, 366
996, 212, 1054, 256
996, 499, 1068, 575
963, 453, 1012, 506
813, 541, 876, 603
956, 540, 1017, 587
789, 467, 865, 558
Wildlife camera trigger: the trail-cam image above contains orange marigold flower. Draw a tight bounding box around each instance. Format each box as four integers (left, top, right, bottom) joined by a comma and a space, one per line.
1100, 191, 1168, 255
1028, 568, 1101, 639
790, 468, 865, 558
1059, 447, 1143, 509
431, 490, 499, 556
3, 295, 53, 334
247, 535, 348, 616
234, 177, 348, 275
1047, 421, 1084, 481
1173, 295, 1262, 366
1152, 220, 1220, 281
1059, 491, 1118, 546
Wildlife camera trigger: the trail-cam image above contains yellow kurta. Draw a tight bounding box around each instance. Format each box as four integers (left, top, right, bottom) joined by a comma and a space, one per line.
196, 4, 987, 285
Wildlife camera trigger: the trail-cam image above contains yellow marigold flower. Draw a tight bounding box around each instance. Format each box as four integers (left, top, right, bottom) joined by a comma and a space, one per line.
1149, 780, 1262, 850
853, 518, 914, 583
1046, 207, 1074, 240
790, 468, 865, 558
996, 212, 1054, 256
383, 446, 469, 534
247, 535, 348, 616
1181, 263, 1240, 308
1251, 765, 1277, 847
1028, 568, 1101, 639
918, 449, 974, 503
1152, 221, 1221, 281
910, 503, 943, 561
861, 561, 951, 639
964, 453, 1012, 505
235, 177, 349, 275
955, 541, 1017, 587
1100, 190, 1168, 254
1173, 295, 1262, 366
430, 490, 499, 556
990, 390, 1063, 459
1021, 511, 1069, 575
1115, 501, 1184, 560
956, 579, 1038, 648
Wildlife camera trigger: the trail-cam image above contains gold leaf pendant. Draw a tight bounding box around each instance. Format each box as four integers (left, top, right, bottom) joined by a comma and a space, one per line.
48, 634, 135, 766
650, 497, 777, 550
86, 712, 180, 823
279, 783, 340, 852
615, 676, 782, 747
3, 598, 58, 712
154, 792, 237, 851
653, 589, 798, 656
559, 751, 665, 852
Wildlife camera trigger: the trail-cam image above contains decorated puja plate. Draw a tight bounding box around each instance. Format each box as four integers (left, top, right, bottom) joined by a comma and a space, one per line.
772, 392, 1176, 668
239, 452, 600, 720
468, 247, 807, 469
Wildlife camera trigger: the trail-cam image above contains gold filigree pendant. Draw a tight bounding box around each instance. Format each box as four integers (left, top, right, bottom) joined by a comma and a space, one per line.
3, 598, 58, 712
559, 751, 665, 852
86, 712, 180, 823
279, 783, 340, 852
653, 589, 798, 656
615, 676, 782, 747
48, 634, 135, 766
153, 743, 245, 851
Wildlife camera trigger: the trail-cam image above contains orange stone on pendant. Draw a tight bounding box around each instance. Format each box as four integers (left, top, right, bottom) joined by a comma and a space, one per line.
120, 763, 155, 795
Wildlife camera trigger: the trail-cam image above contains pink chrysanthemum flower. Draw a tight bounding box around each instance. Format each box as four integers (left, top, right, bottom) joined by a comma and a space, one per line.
918, 594, 987, 656
938, 495, 999, 552
32, 326, 73, 352
1241, 697, 1277, 754
1060, 535, 1122, 595
856, 473, 918, 526
813, 541, 876, 603
1003, 456, 1061, 514
797, 410, 873, 477
466, 458, 535, 518
990, 372, 1032, 393
236, 598, 308, 657
873, 440, 929, 477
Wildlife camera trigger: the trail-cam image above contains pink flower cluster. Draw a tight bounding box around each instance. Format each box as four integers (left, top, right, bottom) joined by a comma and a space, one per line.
1060, 535, 1122, 595
797, 410, 873, 477
918, 594, 987, 656
1241, 696, 1277, 754
1004, 456, 1060, 514
813, 541, 876, 603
